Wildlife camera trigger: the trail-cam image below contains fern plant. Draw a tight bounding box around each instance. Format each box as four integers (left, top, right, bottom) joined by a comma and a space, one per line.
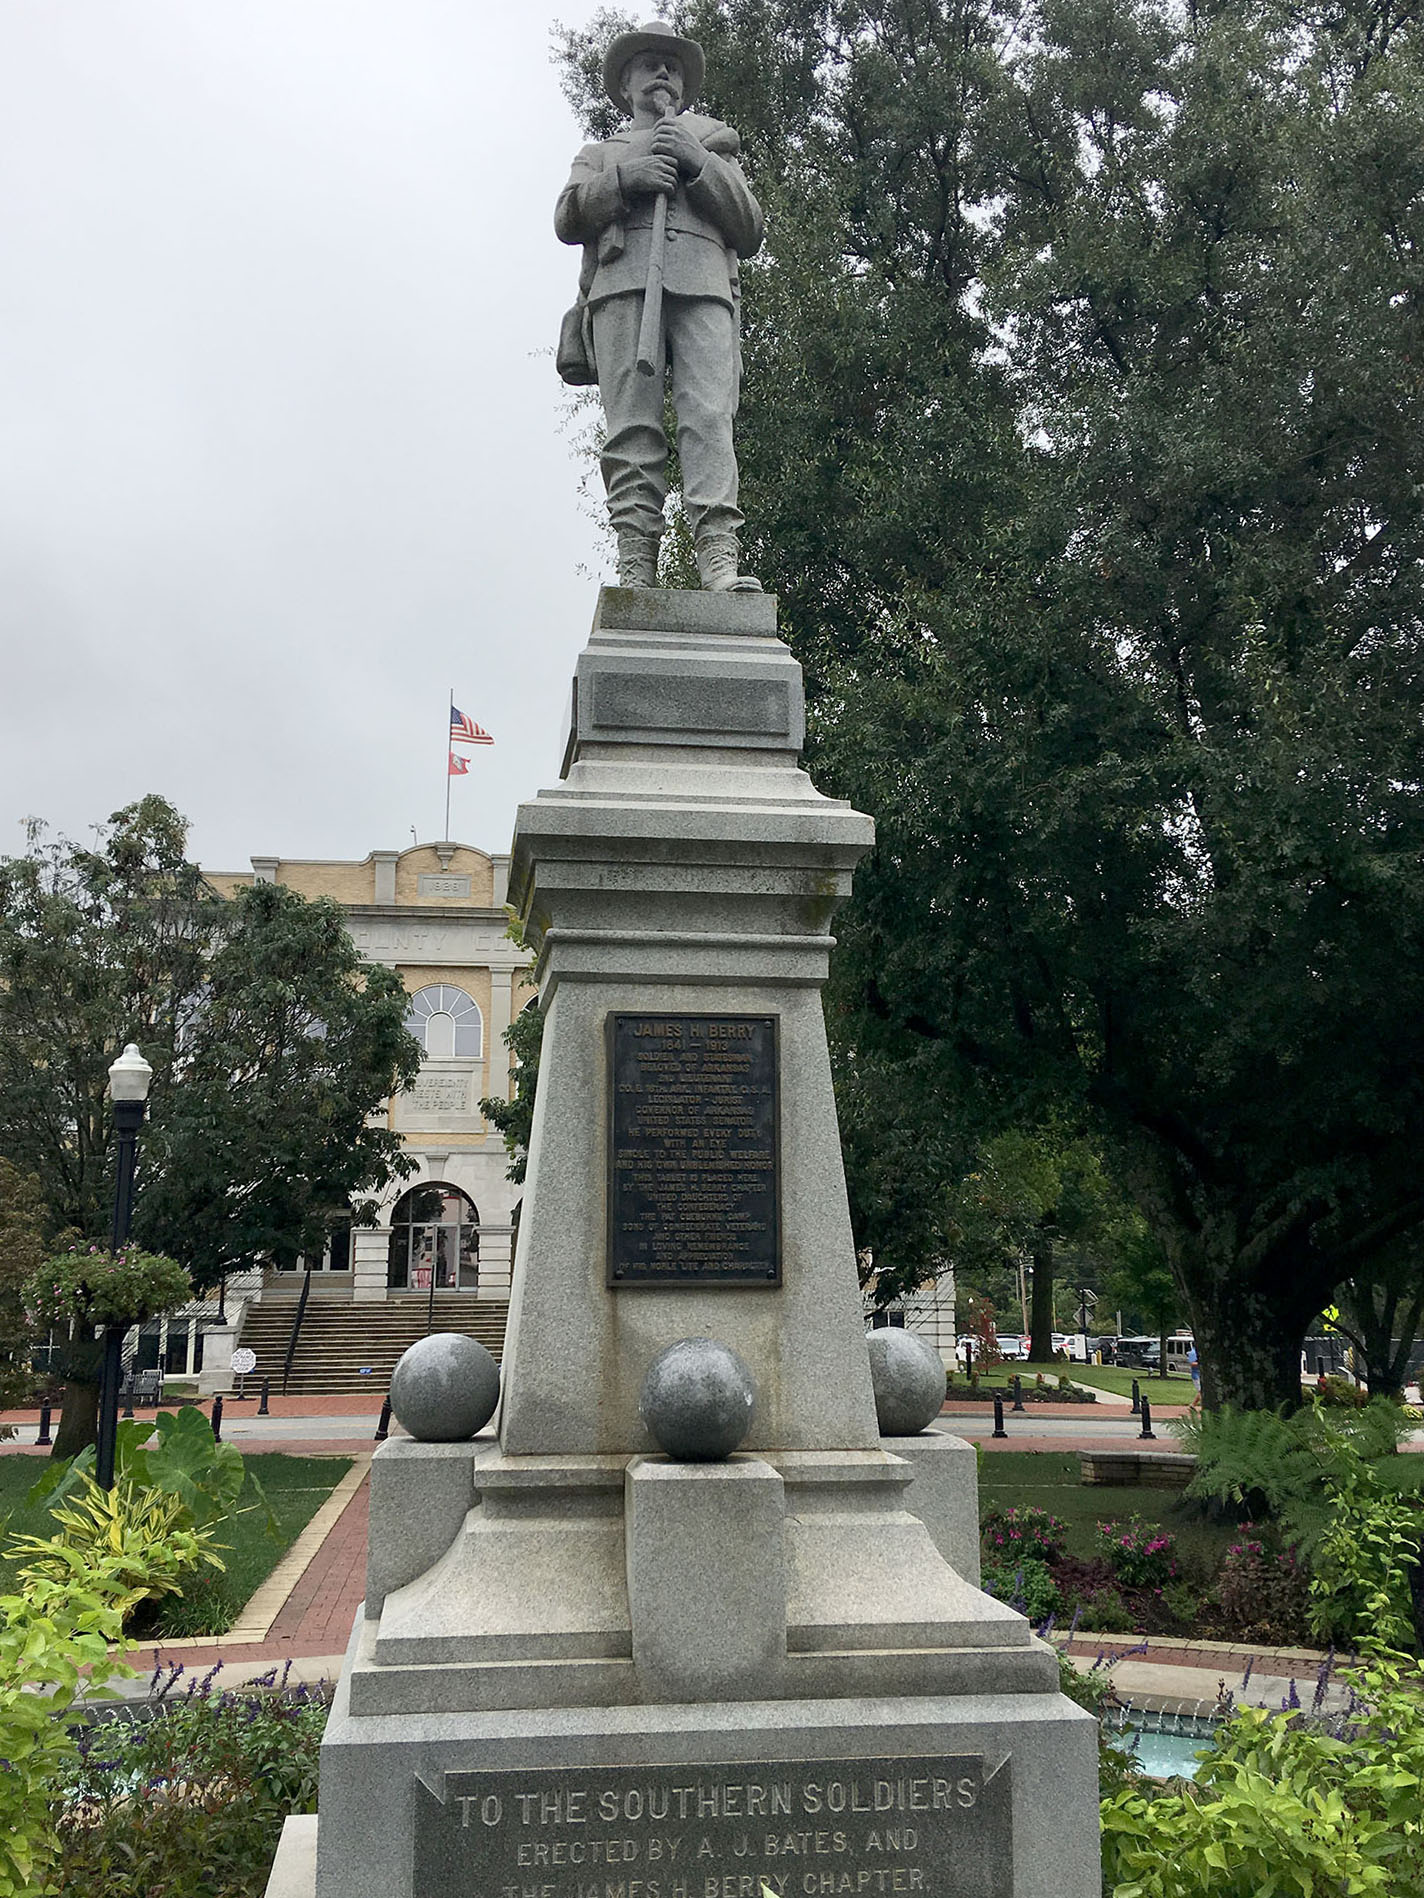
1171, 1404, 1319, 1520
1172, 1397, 1412, 1557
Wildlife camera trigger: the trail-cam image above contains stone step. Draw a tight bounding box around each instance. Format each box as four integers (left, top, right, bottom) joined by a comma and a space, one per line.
233, 1299, 509, 1393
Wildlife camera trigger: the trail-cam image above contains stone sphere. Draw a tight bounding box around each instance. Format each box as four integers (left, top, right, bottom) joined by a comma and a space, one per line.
389, 1332, 500, 1442
866, 1328, 947, 1435
639, 1337, 756, 1461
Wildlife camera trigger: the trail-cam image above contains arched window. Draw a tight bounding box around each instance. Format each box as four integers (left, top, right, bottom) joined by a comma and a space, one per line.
404, 984, 483, 1059
386, 1183, 480, 1291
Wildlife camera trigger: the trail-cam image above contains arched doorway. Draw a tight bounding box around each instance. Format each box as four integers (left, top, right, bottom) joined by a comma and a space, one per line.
386, 1183, 480, 1292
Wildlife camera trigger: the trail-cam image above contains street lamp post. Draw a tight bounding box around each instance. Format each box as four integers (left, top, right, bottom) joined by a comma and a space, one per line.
96, 1043, 153, 1491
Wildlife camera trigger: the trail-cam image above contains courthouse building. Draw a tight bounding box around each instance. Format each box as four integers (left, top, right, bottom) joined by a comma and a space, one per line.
205, 841, 533, 1315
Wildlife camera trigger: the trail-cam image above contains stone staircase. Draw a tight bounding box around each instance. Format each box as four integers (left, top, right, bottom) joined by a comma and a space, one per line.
236, 1295, 509, 1395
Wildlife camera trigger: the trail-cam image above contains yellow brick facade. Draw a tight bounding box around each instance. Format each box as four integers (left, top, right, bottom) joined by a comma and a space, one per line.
203, 840, 532, 1302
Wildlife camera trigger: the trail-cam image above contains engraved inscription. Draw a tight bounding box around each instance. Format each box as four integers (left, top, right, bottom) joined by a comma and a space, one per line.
414, 1756, 1012, 1898
418, 873, 473, 898
593, 674, 790, 738
608, 1013, 778, 1287
408, 1074, 471, 1114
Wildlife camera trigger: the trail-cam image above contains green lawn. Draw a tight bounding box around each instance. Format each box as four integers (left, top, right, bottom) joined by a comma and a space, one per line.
977, 1449, 1239, 1580
0, 1452, 353, 1634
956, 1361, 1191, 1406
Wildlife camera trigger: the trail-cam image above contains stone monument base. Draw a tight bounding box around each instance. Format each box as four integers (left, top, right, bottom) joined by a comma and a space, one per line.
313, 1613, 1099, 1898
265, 1815, 318, 1898
299, 586, 1102, 1897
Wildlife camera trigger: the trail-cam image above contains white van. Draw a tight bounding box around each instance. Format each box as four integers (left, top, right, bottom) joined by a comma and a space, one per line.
1163, 1335, 1195, 1378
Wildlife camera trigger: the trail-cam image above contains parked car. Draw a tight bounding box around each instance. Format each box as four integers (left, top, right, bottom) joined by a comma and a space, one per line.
1114, 1336, 1162, 1371
997, 1334, 1029, 1360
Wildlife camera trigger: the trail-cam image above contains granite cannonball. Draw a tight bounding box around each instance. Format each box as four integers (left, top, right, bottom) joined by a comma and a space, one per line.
866, 1327, 947, 1435
388, 1332, 500, 1442
639, 1337, 756, 1461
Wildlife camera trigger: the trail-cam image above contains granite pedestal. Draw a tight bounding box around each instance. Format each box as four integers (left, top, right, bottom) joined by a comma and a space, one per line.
305, 589, 1099, 1898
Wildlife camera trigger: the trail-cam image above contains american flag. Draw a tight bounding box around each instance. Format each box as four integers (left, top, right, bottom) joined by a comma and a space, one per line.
448, 751, 469, 777
451, 705, 493, 745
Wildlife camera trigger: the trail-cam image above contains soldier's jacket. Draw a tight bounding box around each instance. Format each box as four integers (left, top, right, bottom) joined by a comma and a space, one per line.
555, 111, 763, 312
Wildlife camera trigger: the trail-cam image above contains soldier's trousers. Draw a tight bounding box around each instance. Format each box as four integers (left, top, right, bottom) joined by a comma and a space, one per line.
590, 292, 743, 545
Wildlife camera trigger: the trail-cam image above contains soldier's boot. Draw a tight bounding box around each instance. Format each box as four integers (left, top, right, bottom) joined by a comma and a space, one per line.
617, 531, 660, 589
696, 534, 763, 593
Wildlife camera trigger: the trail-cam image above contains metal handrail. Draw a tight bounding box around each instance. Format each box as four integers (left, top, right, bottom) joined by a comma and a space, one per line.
280, 1265, 313, 1395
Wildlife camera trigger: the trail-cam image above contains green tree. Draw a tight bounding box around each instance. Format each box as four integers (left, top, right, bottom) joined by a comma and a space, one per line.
1334, 1243, 1424, 1399
0, 797, 218, 1240
948, 1126, 1125, 1360
556, 0, 1424, 1407
0, 1161, 47, 1417
1102, 1219, 1190, 1384
480, 999, 544, 1186
0, 797, 421, 1449
135, 877, 421, 1287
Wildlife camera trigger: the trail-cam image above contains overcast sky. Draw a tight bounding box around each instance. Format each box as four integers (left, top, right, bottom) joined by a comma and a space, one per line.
0, 1, 620, 875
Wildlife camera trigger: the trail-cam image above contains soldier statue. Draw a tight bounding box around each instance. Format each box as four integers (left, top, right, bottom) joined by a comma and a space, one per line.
556, 20, 764, 592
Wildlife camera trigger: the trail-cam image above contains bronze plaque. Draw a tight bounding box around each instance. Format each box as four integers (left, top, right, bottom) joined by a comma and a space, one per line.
414, 1755, 1012, 1898
607, 1012, 779, 1287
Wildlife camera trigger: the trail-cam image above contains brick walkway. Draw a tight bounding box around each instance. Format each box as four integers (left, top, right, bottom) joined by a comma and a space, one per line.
0, 1389, 391, 1429
135, 1472, 370, 1681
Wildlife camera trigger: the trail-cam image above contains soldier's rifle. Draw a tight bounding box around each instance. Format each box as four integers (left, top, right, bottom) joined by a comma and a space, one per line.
635, 103, 673, 378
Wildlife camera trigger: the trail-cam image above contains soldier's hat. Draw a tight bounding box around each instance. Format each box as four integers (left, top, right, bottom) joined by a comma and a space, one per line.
603, 19, 706, 111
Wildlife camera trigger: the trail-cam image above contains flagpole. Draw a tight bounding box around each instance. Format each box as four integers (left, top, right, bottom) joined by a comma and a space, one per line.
444, 687, 453, 842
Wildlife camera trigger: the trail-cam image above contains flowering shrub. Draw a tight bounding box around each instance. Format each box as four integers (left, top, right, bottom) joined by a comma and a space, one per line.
1215, 1537, 1311, 1644
981, 1503, 1067, 1563
1072, 1586, 1137, 1633
1095, 1515, 1178, 1588
56, 1661, 328, 1898
1315, 1372, 1369, 1409
1101, 1646, 1424, 1895
24, 1245, 191, 1331
981, 1555, 1059, 1623
0, 1568, 136, 1898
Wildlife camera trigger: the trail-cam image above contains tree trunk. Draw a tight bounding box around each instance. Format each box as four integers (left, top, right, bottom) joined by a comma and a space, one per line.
50, 1332, 104, 1459
1187, 1277, 1308, 1411
1029, 1221, 1056, 1361
1352, 1280, 1424, 1399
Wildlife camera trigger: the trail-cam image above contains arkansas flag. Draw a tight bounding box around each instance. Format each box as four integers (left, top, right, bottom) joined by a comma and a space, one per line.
448, 751, 469, 776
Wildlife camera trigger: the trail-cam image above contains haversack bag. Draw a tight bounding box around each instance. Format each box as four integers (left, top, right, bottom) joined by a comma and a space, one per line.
557, 302, 597, 386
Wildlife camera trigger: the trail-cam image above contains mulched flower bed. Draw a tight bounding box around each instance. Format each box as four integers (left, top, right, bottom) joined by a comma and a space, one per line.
945, 1383, 1098, 1404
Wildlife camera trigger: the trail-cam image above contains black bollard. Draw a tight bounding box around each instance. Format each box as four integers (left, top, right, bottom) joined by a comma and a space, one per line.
1139, 1394, 1156, 1441
964, 1343, 974, 1378
36, 1401, 52, 1447
210, 1393, 224, 1442
1011, 1375, 1025, 1414
1130, 1378, 1141, 1417
375, 1397, 393, 1443
257, 1378, 270, 1416
992, 1394, 1008, 1439
1316, 1356, 1326, 1380
121, 1379, 135, 1420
